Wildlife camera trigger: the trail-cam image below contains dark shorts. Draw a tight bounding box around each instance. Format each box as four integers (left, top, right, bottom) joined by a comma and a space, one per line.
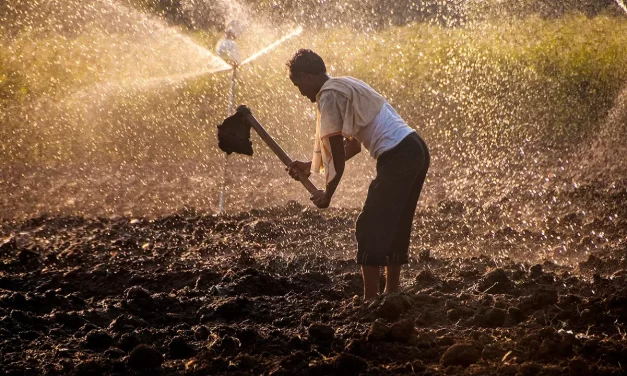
355, 132, 430, 266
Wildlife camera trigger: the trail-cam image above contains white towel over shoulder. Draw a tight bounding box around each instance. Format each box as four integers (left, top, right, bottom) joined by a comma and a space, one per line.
312, 77, 386, 185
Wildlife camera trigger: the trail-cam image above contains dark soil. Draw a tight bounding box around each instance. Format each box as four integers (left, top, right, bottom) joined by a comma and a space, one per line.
2, 173, 627, 375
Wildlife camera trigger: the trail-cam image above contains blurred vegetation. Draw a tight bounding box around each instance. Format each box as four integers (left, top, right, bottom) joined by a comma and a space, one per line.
3, 0, 618, 36
121, 0, 621, 29
1, 10, 626, 166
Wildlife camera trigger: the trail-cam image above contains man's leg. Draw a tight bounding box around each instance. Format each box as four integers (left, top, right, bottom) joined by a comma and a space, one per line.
362, 265, 380, 301
387, 135, 430, 292
384, 264, 402, 294
356, 171, 412, 300
356, 134, 424, 300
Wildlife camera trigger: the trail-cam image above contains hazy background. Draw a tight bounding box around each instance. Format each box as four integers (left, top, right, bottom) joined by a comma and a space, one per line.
1, 0, 626, 219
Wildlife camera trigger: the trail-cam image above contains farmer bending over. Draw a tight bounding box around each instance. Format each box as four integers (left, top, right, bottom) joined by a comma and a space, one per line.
286, 49, 430, 300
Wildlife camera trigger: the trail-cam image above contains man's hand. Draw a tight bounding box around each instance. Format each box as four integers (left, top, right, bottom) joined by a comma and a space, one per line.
286, 160, 312, 181
310, 189, 330, 209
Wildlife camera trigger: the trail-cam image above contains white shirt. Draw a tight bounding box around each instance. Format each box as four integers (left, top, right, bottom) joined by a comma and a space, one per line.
356, 102, 415, 158
318, 91, 415, 159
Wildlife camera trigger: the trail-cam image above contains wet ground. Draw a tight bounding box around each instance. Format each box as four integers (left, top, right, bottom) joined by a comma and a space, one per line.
1, 157, 627, 375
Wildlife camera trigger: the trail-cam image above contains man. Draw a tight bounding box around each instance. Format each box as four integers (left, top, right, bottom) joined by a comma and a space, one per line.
286, 49, 430, 300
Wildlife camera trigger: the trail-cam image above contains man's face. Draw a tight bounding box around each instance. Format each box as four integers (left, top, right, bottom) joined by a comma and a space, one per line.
290, 73, 318, 103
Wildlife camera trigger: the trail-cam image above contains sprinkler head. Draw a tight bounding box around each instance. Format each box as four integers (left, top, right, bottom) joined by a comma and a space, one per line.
216, 38, 241, 67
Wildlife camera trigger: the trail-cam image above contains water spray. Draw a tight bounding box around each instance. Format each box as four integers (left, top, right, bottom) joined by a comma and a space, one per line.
61, 0, 232, 104
240, 26, 303, 66
216, 22, 243, 214
217, 66, 237, 213
215, 25, 303, 213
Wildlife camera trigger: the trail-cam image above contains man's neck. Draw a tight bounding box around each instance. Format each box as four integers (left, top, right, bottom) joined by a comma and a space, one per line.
315, 74, 331, 95
321, 73, 330, 84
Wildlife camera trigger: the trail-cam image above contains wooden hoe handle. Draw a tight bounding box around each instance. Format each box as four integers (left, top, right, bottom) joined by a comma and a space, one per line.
237, 106, 319, 195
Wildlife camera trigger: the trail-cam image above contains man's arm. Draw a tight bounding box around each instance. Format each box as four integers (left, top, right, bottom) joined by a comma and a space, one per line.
310, 135, 345, 208
326, 135, 346, 198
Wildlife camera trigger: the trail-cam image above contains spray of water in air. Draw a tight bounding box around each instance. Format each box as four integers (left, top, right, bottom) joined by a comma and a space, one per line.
64, 0, 232, 102
216, 24, 304, 213
1, 0, 626, 265
240, 26, 303, 66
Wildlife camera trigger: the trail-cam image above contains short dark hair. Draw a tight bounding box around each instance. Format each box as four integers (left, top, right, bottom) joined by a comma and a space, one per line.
287, 49, 327, 77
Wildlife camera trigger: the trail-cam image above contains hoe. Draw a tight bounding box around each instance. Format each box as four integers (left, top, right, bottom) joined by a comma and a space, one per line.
217, 105, 319, 194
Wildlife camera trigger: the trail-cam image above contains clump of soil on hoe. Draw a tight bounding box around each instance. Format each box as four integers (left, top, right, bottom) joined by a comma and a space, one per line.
1, 200, 627, 375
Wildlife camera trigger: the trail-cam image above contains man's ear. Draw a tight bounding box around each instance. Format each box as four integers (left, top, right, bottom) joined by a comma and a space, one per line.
300, 73, 315, 84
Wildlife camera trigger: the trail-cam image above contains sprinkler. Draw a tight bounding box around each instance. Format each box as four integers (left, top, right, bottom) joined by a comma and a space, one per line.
216, 21, 243, 69
214, 23, 303, 213
216, 20, 243, 116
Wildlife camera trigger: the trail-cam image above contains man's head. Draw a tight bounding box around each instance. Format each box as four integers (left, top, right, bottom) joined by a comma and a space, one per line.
287, 49, 328, 103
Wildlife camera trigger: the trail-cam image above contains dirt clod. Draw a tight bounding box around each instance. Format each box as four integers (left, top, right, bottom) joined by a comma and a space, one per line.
308, 323, 335, 341
168, 335, 196, 359
366, 319, 389, 341
373, 293, 411, 321
330, 352, 368, 375
478, 268, 516, 294
194, 325, 210, 340
440, 343, 481, 367
568, 358, 590, 376
84, 330, 113, 350
127, 344, 163, 369
388, 318, 416, 342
